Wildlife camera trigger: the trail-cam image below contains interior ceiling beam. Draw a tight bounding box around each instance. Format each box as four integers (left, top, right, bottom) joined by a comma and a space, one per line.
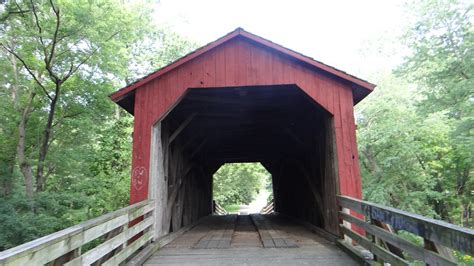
169, 112, 297, 143
207, 156, 282, 163
173, 108, 298, 120
196, 111, 296, 119
185, 93, 300, 104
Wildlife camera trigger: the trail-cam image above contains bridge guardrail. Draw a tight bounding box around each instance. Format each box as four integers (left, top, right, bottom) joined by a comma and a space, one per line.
337, 195, 474, 265
213, 201, 228, 215
0, 200, 154, 265
260, 201, 274, 214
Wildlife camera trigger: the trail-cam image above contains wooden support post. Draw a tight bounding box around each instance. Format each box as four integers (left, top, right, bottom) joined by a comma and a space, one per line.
149, 122, 168, 240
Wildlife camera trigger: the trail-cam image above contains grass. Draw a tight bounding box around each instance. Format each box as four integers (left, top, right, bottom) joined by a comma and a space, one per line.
223, 204, 241, 213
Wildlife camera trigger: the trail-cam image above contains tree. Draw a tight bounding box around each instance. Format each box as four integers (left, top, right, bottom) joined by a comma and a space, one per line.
213, 163, 269, 206
0, 0, 149, 197
357, 75, 446, 217
398, 0, 473, 226
0, 0, 197, 249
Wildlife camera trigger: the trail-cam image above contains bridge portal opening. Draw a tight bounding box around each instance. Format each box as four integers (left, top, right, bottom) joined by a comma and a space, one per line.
212, 162, 273, 214
150, 85, 340, 237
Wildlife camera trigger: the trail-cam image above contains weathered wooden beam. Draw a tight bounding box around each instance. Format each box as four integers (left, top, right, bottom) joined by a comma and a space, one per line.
64, 217, 154, 265
126, 216, 207, 266
168, 112, 197, 144
0, 200, 153, 265
335, 239, 370, 265
371, 219, 404, 258
102, 230, 154, 266
190, 138, 207, 158
337, 195, 474, 256
339, 211, 457, 265
207, 156, 281, 163
339, 226, 408, 266
149, 123, 168, 240
164, 178, 184, 233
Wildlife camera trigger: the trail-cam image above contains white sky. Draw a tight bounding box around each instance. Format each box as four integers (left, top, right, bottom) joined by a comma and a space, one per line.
154, 0, 410, 81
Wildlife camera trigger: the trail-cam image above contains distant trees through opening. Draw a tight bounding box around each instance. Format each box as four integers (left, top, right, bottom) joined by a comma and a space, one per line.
213, 163, 272, 214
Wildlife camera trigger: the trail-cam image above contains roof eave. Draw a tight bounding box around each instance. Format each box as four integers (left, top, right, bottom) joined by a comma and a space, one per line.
110, 27, 376, 107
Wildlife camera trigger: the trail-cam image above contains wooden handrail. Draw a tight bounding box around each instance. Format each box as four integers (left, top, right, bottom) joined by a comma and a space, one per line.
260, 201, 274, 214
0, 200, 154, 265
213, 201, 228, 215
337, 195, 474, 265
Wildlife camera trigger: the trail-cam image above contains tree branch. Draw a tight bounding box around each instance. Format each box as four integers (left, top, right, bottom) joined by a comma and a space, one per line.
29, 0, 45, 47
0, 1, 30, 21
0, 44, 53, 101
63, 32, 119, 81
45, 0, 60, 70
52, 111, 84, 128
41, 0, 61, 84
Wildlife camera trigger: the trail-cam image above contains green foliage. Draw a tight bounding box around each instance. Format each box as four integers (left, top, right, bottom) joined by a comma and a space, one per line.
358, 0, 473, 229
357, 76, 443, 217
0, 0, 196, 251
222, 204, 241, 213
213, 163, 269, 206
454, 252, 474, 265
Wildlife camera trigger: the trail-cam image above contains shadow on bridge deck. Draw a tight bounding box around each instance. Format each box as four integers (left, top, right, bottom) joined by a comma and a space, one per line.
144, 214, 357, 265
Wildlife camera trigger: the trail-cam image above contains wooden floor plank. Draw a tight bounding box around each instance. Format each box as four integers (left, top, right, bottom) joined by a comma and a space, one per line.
143, 214, 358, 265
192, 215, 237, 249
250, 214, 299, 248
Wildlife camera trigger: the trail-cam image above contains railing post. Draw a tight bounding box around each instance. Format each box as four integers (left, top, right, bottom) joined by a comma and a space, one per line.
337, 195, 474, 265
369, 218, 384, 264
424, 239, 456, 263
341, 207, 351, 242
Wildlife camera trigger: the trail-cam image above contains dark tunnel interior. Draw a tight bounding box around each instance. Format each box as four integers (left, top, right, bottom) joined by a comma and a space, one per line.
155, 85, 340, 235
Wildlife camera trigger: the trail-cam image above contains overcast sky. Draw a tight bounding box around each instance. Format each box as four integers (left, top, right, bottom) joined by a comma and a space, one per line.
154, 0, 411, 81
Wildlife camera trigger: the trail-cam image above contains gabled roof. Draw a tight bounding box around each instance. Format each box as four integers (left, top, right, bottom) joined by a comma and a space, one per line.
110, 28, 375, 112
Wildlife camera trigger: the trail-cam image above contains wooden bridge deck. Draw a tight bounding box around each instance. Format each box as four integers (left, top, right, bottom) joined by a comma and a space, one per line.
144, 214, 357, 265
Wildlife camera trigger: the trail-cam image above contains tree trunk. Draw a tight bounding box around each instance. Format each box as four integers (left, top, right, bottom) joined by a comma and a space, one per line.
362, 146, 381, 176
9, 52, 19, 109
458, 167, 470, 226
17, 92, 36, 200
1, 158, 15, 197
35, 84, 60, 191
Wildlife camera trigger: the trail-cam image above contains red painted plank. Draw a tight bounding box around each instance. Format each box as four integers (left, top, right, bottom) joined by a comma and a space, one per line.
110, 28, 374, 103
214, 45, 226, 85
224, 41, 237, 86
271, 53, 284, 84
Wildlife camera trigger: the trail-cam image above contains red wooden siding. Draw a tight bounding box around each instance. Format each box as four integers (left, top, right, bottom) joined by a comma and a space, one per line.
128, 37, 363, 205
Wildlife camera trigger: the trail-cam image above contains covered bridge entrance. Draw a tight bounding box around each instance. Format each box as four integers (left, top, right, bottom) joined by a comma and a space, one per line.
111, 28, 374, 240
1, 28, 472, 266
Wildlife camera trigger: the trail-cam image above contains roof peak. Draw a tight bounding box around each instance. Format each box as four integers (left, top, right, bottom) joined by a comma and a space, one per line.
110, 28, 375, 106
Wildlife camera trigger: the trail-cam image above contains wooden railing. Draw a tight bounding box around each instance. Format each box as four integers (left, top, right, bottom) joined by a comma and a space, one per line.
260, 201, 274, 214
337, 195, 474, 265
0, 200, 154, 265
213, 201, 228, 215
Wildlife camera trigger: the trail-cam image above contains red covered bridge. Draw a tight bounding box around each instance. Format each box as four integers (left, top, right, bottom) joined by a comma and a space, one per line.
112, 27, 372, 236
0, 28, 472, 266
